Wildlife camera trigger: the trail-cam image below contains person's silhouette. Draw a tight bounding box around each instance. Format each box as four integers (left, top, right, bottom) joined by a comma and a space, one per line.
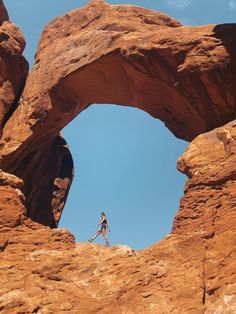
88, 212, 110, 246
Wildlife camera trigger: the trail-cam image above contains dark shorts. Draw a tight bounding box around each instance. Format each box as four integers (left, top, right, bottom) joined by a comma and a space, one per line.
101, 223, 106, 230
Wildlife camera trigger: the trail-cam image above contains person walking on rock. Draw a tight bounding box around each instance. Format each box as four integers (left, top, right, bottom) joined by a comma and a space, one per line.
88, 212, 110, 246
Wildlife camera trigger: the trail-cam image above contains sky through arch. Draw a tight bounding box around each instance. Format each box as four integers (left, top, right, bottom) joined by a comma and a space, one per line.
60, 104, 187, 249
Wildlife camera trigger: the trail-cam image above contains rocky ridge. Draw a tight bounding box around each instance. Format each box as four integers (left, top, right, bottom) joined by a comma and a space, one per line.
0, 1, 236, 313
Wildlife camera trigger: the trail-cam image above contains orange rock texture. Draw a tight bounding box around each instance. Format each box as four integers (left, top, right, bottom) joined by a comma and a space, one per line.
0, 0, 236, 313
0, 0, 28, 133
1, 0, 236, 226
2, 122, 236, 314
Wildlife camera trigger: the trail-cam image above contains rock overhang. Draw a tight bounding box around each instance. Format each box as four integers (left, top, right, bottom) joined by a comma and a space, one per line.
0, 1, 236, 312
0, 0, 235, 226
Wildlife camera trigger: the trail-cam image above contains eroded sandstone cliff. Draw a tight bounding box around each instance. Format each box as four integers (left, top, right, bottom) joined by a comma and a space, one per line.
0, 1, 236, 313
0, 0, 28, 134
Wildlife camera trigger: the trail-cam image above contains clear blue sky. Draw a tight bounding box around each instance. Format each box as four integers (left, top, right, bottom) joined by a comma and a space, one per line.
4, 0, 236, 249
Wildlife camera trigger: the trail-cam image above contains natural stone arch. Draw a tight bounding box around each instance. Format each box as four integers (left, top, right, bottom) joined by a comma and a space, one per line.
0, 0, 235, 227
0, 2, 236, 312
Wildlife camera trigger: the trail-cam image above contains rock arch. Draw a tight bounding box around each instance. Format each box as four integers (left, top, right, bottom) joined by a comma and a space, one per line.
0, 0, 235, 227
1, 1, 236, 312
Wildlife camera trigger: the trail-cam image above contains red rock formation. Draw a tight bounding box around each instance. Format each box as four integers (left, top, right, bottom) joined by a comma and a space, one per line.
175, 121, 236, 236
0, 0, 8, 24
0, 1, 236, 313
175, 122, 236, 313
0, 170, 25, 228
0, 0, 28, 229
0, 0, 28, 132
1, 120, 235, 312
0, 0, 235, 226
21, 135, 74, 227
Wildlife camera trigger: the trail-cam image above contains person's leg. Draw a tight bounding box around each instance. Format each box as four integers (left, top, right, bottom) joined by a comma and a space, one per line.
102, 227, 109, 245
89, 230, 101, 242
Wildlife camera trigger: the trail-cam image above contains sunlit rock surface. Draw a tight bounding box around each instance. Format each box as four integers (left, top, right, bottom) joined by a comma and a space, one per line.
0, 0, 28, 132
1, 122, 236, 313
0, 1, 236, 313
0, 0, 236, 226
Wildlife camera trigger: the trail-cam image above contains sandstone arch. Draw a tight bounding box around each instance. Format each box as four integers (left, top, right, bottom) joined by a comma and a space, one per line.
0, 1, 236, 312
0, 1, 236, 226
0, 0, 235, 227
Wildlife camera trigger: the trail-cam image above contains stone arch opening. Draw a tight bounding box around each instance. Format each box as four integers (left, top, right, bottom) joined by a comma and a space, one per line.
0, 2, 236, 312
49, 49, 204, 142
58, 104, 187, 248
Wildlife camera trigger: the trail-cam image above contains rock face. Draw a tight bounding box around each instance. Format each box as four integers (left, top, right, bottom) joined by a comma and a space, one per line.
1, 120, 236, 313
0, 0, 28, 133
0, 170, 25, 228
18, 135, 74, 228
0, 0, 236, 313
175, 122, 236, 313
0, 0, 28, 227
0, 0, 8, 24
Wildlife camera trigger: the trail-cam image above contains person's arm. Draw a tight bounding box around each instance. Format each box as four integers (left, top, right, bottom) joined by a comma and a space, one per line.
107, 222, 111, 232
96, 217, 104, 227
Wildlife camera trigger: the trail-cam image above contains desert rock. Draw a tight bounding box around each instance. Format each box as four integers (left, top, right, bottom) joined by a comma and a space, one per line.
1, 121, 236, 313
0, 170, 25, 229
0, 1, 28, 132
0, 0, 8, 24
0, 1, 236, 313
0, 0, 236, 226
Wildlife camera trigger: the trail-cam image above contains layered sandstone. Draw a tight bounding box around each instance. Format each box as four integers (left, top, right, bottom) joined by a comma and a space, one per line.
0, 0, 236, 313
